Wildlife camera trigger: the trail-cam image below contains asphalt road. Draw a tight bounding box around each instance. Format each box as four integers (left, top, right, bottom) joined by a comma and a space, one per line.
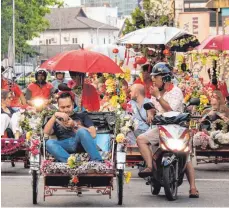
1, 162, 229, 207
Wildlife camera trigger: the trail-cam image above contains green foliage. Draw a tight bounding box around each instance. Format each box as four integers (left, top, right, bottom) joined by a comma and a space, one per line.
1, 0, 63, 58
122, 0, 173, 35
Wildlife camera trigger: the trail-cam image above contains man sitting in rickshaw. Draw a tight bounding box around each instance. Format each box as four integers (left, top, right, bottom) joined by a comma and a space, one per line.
44, 92, 102, 163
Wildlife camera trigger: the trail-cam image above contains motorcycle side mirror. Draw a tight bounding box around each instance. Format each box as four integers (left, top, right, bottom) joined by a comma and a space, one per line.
143, 102, 155, 110
58, 83, 72, 91
188, 98, 200, 106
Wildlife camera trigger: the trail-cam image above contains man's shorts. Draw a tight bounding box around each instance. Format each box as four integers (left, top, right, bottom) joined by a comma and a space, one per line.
139, 125, 191, 162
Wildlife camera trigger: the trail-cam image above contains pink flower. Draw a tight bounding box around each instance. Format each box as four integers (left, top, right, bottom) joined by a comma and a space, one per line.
31, 148, 39, 156
126, 104, 133, 114
32, 139, 40, 146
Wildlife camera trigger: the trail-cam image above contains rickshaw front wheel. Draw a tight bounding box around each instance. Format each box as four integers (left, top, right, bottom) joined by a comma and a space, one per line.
117, 169, 123, 205
32, 170, 38, 204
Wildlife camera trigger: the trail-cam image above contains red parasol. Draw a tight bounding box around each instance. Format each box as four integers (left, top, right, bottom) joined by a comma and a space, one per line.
196, 35, 229, 51
41, 49, 123, 74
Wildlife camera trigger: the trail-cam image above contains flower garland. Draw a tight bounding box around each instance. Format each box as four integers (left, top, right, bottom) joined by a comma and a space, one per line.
19, 107, 57, 134
212, 119, 227, 132
169, 36, 199, 48
1, 138, 27, 155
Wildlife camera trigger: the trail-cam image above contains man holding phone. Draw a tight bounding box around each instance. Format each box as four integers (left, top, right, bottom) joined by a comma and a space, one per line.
44, 92, 102, 162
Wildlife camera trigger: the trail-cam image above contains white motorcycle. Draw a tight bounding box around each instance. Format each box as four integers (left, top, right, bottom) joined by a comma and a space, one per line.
143, 98, 200, 201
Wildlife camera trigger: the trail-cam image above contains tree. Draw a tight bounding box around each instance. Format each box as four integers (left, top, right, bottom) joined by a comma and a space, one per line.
122, 0, 173, 35
1, 0, 63, 58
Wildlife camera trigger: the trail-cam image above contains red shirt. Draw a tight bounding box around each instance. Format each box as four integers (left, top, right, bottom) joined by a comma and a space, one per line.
67, 80, 100, 112
134, 78, 152, 98
27, 82, 53, 99
206, 82, 229, 99
1, 79, 23, 107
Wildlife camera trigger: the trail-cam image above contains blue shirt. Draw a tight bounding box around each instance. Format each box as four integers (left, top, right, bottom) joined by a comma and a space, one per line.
51, 79, 67, 90
128, 98, 151, 131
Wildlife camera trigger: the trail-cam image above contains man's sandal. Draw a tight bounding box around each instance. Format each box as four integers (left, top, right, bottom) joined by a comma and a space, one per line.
138, 167, 153, 178
189, 188, 199, 198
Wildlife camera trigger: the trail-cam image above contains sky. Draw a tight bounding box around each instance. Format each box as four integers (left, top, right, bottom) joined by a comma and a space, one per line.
64, 0, 81, 7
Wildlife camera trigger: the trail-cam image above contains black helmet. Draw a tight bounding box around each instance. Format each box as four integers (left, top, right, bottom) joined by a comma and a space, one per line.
150, 62, 172, 77
35, 69, 47, 80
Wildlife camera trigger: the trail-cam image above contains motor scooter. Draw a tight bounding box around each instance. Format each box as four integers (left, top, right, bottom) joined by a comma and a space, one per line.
142, 98, 200, 201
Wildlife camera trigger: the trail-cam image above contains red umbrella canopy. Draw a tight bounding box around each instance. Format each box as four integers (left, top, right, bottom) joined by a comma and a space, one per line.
196, 35, 229, 51
41, 49, 123, 74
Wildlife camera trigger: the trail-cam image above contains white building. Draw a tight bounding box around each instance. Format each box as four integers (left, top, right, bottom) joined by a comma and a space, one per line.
82, 6, 118, 27
28, 7, 119, 59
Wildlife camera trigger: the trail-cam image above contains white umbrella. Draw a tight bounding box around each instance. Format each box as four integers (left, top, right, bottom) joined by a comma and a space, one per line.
87, 44, 136, 60
117, 26, 193, 45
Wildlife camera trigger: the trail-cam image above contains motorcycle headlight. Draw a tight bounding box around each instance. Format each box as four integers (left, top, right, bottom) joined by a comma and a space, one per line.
166, 139, 184, 151
33, 98, 44, 107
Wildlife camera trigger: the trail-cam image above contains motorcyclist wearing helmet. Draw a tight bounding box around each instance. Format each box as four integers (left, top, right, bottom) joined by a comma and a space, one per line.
52, 72, 67, 90
137, 62, 199, 198
26, 69, 54, 107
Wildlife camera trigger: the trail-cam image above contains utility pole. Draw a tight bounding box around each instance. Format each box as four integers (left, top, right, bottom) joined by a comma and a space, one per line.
12, 0, 15, 67
59, 7, 62, 52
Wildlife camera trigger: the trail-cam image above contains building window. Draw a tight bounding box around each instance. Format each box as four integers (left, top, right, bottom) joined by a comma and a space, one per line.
46, 39, 51, 45
91, 38, 93, 44
72, 38, 78, 44
109, 39, 111, 44
104, 38, 106, 44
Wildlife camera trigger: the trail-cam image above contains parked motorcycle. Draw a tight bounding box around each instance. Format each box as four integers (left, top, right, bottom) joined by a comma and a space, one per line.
143, 98, 200, 201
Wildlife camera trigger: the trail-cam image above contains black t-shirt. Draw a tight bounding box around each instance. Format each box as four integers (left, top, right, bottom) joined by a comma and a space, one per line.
51, 112, 94, 140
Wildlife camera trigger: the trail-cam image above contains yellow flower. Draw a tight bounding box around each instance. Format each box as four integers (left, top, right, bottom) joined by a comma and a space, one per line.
105, 78, 115, 86
116, 133, 125, 143
124, 171, 132, 183
67, 155, 76, 168
115, 73, 121, 78
103, 73, 109, 78
106, 86, 115, 93
184, 94, 191, 103
200, 95, 209, 105
110, 95, 119, 107
26, 131, 32, 141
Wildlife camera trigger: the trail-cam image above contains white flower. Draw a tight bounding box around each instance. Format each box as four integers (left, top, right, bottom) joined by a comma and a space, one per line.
117, 110, 122, 115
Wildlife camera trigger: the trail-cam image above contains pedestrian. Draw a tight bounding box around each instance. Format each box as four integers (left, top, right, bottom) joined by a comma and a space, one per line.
1, 66, 26, 108
134, 64, 153, 98
126, 84, 152, 145
51, 72, 67, 90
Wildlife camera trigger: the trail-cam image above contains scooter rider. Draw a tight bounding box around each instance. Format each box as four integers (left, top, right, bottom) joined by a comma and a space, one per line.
52, 72, 67, 91
137, 62, 199, 198
26, 69, 54, 107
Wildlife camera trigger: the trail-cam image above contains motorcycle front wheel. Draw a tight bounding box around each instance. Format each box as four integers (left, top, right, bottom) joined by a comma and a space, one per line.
163, 164, 178, 201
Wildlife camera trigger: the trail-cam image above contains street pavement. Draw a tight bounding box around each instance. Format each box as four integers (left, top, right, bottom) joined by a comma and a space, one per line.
1, 162, 229, 207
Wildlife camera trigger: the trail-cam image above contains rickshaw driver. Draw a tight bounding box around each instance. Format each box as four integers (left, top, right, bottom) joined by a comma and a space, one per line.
44, 92, 102, 163
137, 62, 199, 198
26, 69, 54, 107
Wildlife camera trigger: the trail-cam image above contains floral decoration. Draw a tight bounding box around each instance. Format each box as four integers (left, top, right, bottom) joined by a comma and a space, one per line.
124, 171, 132, 183
1, 138, 27, 155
